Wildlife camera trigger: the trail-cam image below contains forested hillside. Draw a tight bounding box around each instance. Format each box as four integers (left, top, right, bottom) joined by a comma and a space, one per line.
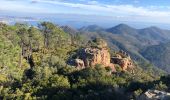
141, 42, 170, 72
0, 22, 169, 100
76, 24, 170, 73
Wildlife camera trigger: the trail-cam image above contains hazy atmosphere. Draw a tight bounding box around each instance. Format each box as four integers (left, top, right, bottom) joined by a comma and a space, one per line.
1, 0, 170, 28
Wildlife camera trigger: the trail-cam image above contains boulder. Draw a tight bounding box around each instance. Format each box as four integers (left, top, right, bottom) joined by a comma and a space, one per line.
75, 59, 85, 69
138, 90, 170, 100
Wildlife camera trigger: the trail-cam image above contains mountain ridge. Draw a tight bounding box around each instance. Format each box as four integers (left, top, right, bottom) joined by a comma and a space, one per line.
62, 23, 170, 73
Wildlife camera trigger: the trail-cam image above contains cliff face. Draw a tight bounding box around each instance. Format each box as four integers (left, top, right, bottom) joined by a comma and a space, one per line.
80, 47, 111, 67
77, 39, 115, 71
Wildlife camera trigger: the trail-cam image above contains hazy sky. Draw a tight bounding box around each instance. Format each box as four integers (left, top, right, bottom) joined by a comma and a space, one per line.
1, 0, 170, 25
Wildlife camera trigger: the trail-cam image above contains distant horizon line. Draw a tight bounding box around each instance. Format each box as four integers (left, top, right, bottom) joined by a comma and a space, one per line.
1, 19, 170, 31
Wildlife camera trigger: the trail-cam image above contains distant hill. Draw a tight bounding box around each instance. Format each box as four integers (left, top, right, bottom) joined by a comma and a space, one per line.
79, 25, 104, 32
106, 24, 170, 46
138, 26, 169, 44
106, 24, 138, 35
77, 24, 170, 59
68, 24, 170, 73
141, 42, 170, 72
60, 25, 78, 35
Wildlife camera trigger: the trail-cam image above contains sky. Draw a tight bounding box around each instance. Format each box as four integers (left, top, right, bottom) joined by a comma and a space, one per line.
1, 0, 170, 28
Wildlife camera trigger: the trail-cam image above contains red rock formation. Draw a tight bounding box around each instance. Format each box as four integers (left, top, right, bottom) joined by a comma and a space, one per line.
81, 47, 111, 67
72, 38, 116, 72
72, 38, 134, 72
111, 51, 133, 71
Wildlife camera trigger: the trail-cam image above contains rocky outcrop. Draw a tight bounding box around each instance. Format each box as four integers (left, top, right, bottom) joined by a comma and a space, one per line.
69, 38, 115, 72
111, 50, 133, 71
79, 47, 111, 67
69, 38, 134, 72
138, 90, 170, 100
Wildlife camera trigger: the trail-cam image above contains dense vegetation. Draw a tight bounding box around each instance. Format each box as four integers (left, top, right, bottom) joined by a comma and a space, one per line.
0, 22, 169, 100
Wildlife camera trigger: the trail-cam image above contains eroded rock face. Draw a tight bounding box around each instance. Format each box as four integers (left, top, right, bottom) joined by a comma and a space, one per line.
71, 38, 116, 72
111, 51, 133, 71
79, 47, 111, 67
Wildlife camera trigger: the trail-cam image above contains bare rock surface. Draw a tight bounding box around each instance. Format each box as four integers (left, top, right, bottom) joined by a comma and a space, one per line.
138, 90, 170, 100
